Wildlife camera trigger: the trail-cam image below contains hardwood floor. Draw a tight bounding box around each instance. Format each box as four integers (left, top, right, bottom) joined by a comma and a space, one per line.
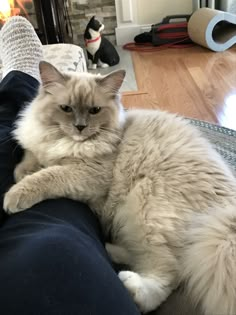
121, 45, 236, 130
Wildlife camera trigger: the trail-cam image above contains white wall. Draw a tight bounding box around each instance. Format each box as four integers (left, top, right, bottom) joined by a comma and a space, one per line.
115, 0, 193, 45
137, 0, 193, 25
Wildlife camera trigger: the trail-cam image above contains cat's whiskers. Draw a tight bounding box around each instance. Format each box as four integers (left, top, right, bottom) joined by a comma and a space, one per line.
99, 129, 122, 141
45, 130, 62, 137
59, 124, 73, 131
47, 126, 68, 136
100, 126, 121, 133
0, 135, 14, 145
12, 143, 20, 155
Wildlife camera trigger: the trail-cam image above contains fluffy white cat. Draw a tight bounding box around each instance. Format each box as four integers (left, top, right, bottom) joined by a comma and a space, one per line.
4, 62, 236, 315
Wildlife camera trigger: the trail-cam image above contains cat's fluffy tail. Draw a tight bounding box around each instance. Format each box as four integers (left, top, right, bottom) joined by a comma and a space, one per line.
181, 206, 236, 315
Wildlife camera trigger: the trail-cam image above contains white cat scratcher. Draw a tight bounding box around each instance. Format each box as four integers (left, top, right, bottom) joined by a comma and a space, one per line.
188, 8, 236, 52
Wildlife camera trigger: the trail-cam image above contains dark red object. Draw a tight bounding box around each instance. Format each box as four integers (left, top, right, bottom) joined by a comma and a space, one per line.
124, 14, 194, 52
152, 15, 192, 46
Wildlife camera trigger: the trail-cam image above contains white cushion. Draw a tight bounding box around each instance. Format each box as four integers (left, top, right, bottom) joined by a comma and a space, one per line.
0, 43, 87, 79
43, 43, 87, 73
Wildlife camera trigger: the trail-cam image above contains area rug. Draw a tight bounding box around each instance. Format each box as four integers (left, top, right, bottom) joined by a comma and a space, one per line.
189, 118, 236, 174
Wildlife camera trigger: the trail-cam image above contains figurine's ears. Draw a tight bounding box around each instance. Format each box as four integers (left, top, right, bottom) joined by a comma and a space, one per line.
90, 15, 95, 21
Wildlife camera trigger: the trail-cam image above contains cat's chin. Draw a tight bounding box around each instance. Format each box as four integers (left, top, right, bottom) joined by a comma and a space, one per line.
72, 135, 87, 142
72, 133, 99, 142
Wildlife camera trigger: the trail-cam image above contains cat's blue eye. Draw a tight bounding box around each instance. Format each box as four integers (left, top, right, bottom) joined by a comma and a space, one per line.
60, 105, 73, 113
89, 107, 101, 115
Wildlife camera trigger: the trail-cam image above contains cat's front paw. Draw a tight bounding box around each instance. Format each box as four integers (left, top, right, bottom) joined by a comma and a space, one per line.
119, 271, 151, 313
97, 60, 109, 68
88, 63, 97, 70
14, 164, 32, 183
101, 63, 109, 68
4, 183, 41, 214
119, 271, 168, 313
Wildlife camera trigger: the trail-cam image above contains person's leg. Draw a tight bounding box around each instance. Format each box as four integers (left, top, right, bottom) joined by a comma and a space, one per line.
0, 15, 43, 214
0, 17, 140, 314
0, 199, 140, 315
0, 71, 39, 216
0, 73, 139, 315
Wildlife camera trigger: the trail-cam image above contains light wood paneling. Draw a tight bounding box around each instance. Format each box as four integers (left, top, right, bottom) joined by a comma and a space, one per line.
121, 46, 236, 129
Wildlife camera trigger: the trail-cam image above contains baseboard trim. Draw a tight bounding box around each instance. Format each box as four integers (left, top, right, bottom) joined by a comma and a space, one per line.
116, 24, 152, 46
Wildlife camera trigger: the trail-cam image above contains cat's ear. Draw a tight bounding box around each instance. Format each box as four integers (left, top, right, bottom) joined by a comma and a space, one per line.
98, 70, 126, 96
39, 61, 65, 88
89, 15, 95, 23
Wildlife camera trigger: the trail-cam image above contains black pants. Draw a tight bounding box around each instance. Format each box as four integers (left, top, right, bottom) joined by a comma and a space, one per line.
0, 71, 139, 315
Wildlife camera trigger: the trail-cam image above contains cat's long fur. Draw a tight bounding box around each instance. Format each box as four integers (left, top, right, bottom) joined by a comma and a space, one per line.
4, 62, 236, 315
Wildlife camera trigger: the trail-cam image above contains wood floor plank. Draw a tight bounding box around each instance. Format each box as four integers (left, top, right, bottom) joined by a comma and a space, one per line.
122, 45, 236, 129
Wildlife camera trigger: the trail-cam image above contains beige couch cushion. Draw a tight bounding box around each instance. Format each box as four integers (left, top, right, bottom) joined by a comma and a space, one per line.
0, 43, 87, 79
43, 43, 87, 73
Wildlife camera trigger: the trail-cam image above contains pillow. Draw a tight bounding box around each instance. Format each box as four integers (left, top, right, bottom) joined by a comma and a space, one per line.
0, 43, 87, 79
43, 43, 87, 73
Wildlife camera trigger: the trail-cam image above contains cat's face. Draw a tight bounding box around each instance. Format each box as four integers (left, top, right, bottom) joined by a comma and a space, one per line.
36, 62, 125, 142
87, 16, 104, 34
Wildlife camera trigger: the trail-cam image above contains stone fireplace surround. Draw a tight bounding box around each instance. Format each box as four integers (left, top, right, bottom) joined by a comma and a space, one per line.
0, 0, 140, 46
3, 0, 118, 46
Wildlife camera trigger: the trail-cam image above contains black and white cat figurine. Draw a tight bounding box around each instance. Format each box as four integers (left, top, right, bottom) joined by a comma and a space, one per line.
84, 16, 120, 70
